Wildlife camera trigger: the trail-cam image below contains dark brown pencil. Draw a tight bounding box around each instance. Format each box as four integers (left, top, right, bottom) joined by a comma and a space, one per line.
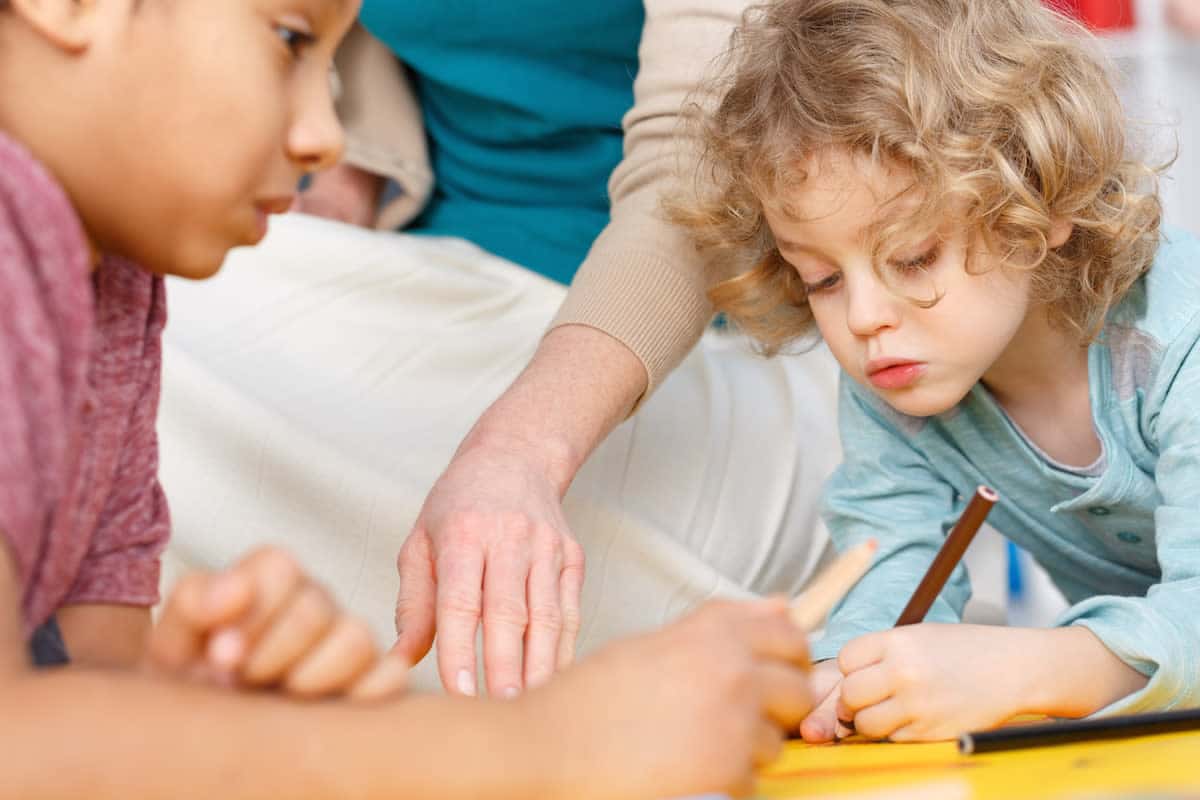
836, 486, 1000, 738
895, 485, 998, 626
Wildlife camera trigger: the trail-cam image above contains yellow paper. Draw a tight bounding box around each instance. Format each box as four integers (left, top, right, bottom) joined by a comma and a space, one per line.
757, 729, 1200, 799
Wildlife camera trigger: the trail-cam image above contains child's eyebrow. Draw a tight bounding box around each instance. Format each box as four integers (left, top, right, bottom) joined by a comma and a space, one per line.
775, 238, 837, 263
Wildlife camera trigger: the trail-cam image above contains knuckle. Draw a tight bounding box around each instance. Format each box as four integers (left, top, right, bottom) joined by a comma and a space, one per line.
337, 618, 377, 655
440, 588, 483, 620
526, 602, 562, 631
560, 605, 582, 636
483, 597, 528, 629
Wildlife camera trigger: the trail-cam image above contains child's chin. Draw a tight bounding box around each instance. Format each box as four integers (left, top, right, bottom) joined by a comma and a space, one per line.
876, 388, 961, 419
166, 248, 231, 281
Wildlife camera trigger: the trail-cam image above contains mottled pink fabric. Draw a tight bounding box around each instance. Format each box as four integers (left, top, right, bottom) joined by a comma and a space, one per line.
0, 131, 169, 637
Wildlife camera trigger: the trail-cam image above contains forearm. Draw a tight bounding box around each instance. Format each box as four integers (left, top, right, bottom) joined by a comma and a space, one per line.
0, 670, 547, 800
1025, 626, 1149, 718
459, 324, 646, 495
56, 604, 151, 669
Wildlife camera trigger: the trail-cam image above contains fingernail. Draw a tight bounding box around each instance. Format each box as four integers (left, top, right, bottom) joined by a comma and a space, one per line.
503, 686, 520, 700
207, 629, 244, 669
456, 669, 476, 697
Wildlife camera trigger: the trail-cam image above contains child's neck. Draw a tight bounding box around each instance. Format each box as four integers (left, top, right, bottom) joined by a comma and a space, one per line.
981, 307, 1102, 468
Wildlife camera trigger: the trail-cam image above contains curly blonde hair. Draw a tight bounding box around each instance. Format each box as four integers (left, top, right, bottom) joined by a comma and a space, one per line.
670, 0, 1162, 355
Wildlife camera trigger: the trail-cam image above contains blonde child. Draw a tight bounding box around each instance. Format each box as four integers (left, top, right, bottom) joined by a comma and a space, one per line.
674, 0, 1198, 742
0, 0, 814, 795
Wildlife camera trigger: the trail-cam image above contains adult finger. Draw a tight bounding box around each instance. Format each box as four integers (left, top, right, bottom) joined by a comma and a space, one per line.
239, 583, 337, 686
284, 617, 377, 698
434, 535, 486, 696
522, 545, 563, 691
393, 526, 438, 666
348, 652, 411, 702
555, 535, 585, 670
481, 537, 532, 699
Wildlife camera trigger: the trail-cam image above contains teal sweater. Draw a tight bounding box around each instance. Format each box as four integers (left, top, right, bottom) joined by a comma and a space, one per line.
813, 228, 1200, 716
359, 0, 644, 285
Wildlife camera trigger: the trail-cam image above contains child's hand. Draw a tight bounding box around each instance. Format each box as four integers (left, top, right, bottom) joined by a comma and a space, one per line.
796, 659, 846, 742
836, 623, 1036, 741
525, 598, 813, 800
145, 547, 408, 701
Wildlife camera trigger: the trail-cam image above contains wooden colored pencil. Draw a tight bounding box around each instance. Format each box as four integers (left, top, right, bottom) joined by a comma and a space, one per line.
835, 487, 998, 738
959, 707, 1200, 754
790, 539, 879, 632
895, 485, 998, 626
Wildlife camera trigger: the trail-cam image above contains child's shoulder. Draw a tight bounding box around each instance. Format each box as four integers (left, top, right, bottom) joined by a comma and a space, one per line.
1110, 226, 1200, 347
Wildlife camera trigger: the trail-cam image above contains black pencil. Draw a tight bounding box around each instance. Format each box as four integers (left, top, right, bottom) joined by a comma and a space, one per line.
958, 707, 1200, 754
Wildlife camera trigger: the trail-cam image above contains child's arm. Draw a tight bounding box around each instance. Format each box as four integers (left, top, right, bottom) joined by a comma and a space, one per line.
798, 379, 970, 741
0, 542, 814, 799
1035, 323, 1200, 718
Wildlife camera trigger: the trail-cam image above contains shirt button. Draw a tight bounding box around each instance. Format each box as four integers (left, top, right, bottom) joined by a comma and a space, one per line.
1088, 506, 1112, 517
1117, 531, 1142, 544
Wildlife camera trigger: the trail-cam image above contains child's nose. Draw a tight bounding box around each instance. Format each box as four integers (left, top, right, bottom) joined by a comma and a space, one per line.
845, 275, 900, 337
287, 82, 346, 174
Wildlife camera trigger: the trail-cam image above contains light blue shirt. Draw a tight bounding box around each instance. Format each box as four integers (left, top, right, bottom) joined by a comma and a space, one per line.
811, 227, 1200, 715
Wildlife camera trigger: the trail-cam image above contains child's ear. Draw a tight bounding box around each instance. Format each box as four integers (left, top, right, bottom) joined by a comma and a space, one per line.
7, 0, 102, 54
1048, 217, 1074, 249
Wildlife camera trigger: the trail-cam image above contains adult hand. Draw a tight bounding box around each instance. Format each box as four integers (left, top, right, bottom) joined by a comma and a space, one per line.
525, 598, 814, 800
393, 439, 586, 698
293, 162, 383, 228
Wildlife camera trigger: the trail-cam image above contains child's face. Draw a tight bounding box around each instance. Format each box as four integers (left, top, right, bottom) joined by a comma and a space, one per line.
0, 0, 359, 279
765, 148, 1035, 418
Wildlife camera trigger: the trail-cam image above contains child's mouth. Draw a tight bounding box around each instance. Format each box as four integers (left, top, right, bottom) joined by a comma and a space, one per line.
867, 361, 926, 390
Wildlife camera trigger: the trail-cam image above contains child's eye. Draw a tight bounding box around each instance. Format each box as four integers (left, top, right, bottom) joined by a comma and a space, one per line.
275, 24, 316, 57
803, 273, 842, 295
890, 247, 940, 274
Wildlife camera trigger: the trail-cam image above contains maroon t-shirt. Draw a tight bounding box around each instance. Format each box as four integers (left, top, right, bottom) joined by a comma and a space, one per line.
0, 131, 169, 637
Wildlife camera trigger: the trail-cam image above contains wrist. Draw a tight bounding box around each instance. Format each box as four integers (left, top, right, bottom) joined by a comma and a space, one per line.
459, 418, 579, 497
1025, 626, 1148, 718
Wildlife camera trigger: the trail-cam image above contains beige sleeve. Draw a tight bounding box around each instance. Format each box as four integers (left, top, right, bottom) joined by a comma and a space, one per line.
333, 23, 434, 231
550, 0, 749, 397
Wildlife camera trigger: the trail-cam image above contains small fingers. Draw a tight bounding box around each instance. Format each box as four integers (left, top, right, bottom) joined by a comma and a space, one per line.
756, 661, 815, 730
852, 698, 910, 741
284, 617, 378, 699
239, 584, 337, 686
798, 681, 842, 743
